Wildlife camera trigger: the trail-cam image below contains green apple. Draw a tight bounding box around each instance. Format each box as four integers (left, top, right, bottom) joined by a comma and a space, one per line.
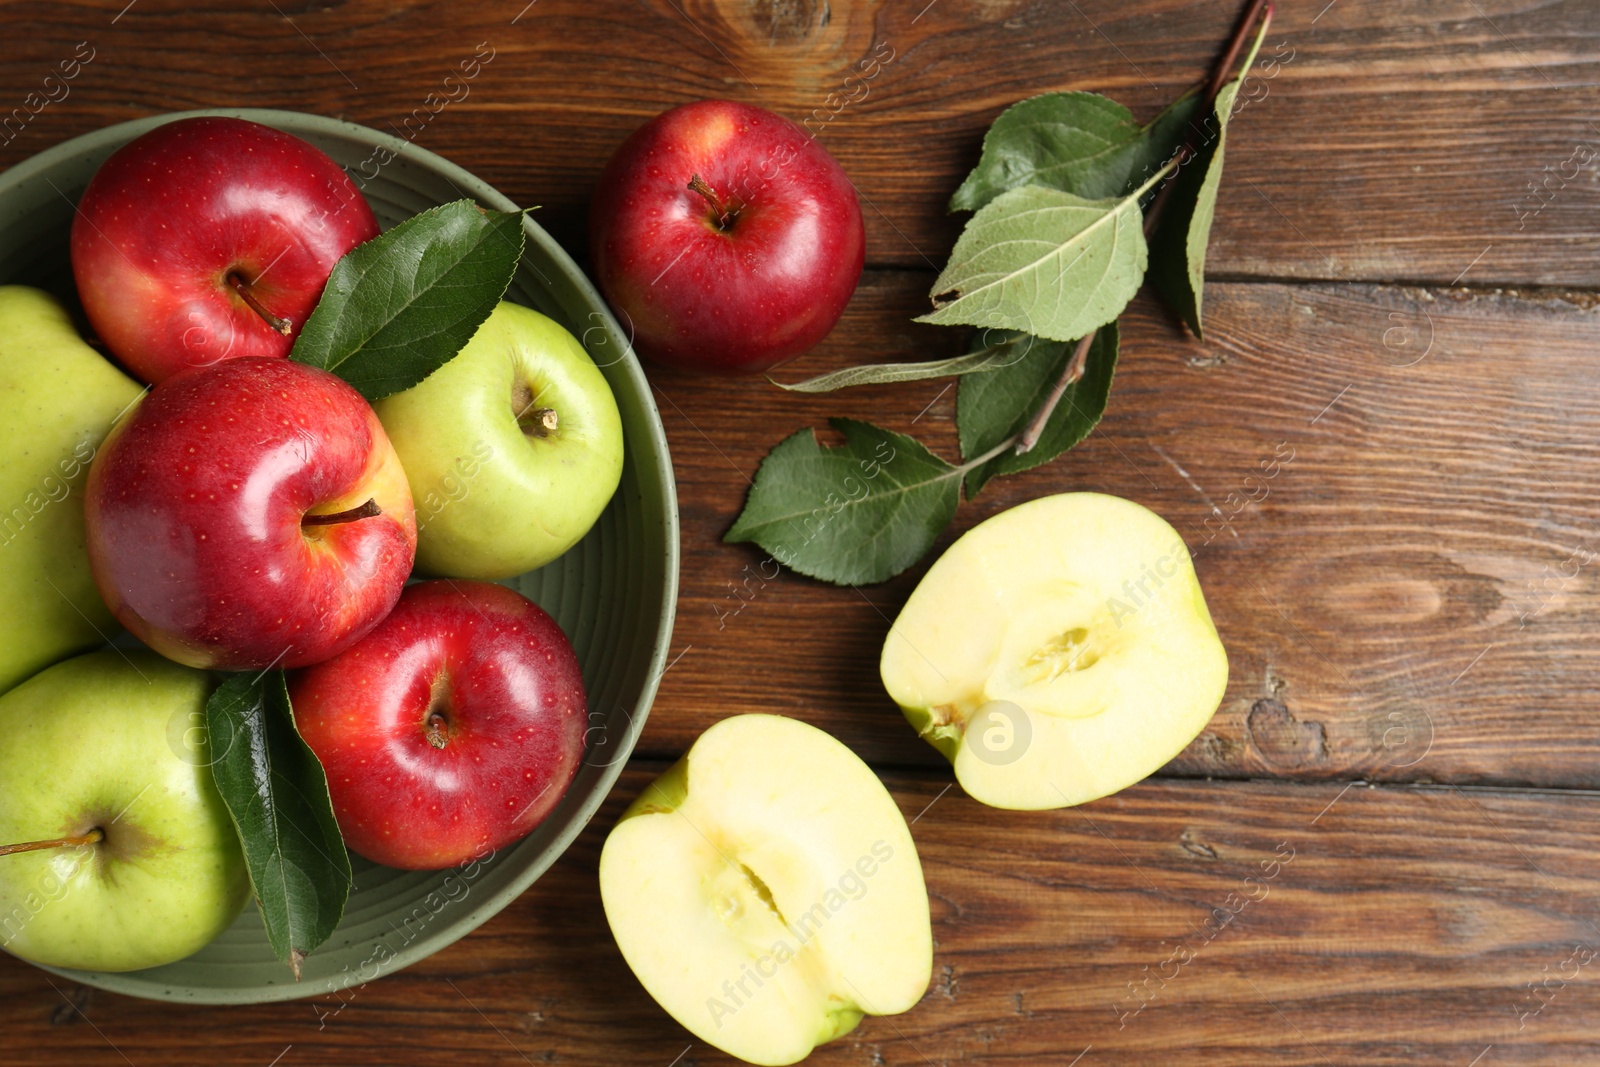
0, 286, 142, 693
599, 714, 932, 1066
373, 300, 624, 580
881, 492, 1228, 811
0, 650, 249, 972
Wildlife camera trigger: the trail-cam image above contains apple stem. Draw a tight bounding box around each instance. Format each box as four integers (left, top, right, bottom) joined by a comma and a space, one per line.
227, 272, 294, 336
687, 174, 738, 231
0, 827, 103, 857
302, 498, 381, 528
1012, 0, 1272, 459
518, 406, 560, 438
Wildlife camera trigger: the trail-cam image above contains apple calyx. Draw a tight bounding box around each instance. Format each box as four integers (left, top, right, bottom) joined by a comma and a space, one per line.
686, 174, 740, 232
423, 704, 454, 749
301, 497, 382, 528
0, 826, 103, 857
225, 271, 293, 336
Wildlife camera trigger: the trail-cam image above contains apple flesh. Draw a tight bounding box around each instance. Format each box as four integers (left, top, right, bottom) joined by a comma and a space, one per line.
373, 300, 624, 580
0, 286, 142, 694
0, 650, 250, 972
288, 580, 587, 870
84, 356, 416, 671
72, 115, 379, 384
881, 492, 1229, 811
590, 99, 865, 375
600, 714, 932, 1066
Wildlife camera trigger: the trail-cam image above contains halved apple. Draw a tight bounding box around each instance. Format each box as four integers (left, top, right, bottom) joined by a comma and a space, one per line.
881, 492, 1228, 810
599, 714, 932, 1066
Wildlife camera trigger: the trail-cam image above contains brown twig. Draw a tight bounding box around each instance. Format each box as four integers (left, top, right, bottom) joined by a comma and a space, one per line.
1014, 333, 1097, 455
1206, 0, 1273, 105
1012, 0, 1273, 457
1143, 0, 1273, 237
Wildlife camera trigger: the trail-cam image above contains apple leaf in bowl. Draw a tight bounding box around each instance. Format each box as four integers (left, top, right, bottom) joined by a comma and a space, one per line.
205, 671, 351, 977
291, 199, 526, 402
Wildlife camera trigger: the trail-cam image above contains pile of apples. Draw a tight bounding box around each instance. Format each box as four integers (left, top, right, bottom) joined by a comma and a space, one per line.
0, 117, 624, 972
0, 100, 1232, 1067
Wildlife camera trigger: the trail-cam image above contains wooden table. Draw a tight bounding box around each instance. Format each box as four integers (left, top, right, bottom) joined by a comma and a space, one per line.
3, 1, 1598, 1063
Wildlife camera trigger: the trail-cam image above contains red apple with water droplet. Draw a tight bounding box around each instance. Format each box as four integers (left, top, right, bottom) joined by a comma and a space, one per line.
288, 580, 588, 870
72, 115, 379, 384
83, 356, 416, 671
589, 99, 865, 375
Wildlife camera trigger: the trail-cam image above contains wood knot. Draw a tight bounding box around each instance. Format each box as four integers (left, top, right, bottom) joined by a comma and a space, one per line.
749, 0, 826, 40
1247, 698, 1328, 767
1179, 828, 1219, 860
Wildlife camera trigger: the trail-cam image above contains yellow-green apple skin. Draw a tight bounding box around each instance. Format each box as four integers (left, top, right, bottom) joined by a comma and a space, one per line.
0, 286, 142, 693
373, 300, 623, 580
599, 714, 932, 1066
0, 651, 250, 972
881, 492, 1229, 811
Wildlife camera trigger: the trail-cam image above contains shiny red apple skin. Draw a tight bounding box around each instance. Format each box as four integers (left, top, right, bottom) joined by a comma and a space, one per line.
589, 99, 865, 375
84, 357, 416, 671
71, 116, 379, 385
288, 580, 588, 870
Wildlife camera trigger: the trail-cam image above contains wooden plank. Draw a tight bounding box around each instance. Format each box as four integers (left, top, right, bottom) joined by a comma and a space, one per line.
647, 272, 1600, 789
4, 770, 1598, 1065
0, 1, 1596, 286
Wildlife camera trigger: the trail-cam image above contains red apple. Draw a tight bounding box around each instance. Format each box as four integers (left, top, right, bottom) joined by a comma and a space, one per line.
72, 116, 379, 385
288, 580, 587, 870
84, 357, 416, 671
589, 99, 865, 375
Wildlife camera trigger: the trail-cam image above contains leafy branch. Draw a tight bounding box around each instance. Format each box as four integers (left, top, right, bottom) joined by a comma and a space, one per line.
731, 0, 1274, 585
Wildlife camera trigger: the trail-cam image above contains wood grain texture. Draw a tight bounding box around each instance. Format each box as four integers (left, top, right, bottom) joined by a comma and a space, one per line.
646, 274, 1600, 789
2, 0, 1600, 1063
0, 1, 1597, 286
3, 770, 1599, 1066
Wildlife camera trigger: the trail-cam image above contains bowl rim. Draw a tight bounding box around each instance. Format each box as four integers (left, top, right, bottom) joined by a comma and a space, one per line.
3, 107, 679, 1004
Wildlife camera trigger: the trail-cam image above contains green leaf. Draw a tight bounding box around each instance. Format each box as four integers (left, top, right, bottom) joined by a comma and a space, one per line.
916, 166, 1166, 343
951, 91, 1201, 212
1147, 19, 1270, 337
206, 671, 351, 978
1141, 92, 1206, 175
291, 200, 525, 401
725, 418, 962, 585
957, 322, 1119, 497
766, 335, 1031, 393
951, 92, 1147, 210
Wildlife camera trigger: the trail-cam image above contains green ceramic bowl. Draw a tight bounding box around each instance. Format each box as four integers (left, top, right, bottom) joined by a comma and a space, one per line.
0, 109, 678, 1003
